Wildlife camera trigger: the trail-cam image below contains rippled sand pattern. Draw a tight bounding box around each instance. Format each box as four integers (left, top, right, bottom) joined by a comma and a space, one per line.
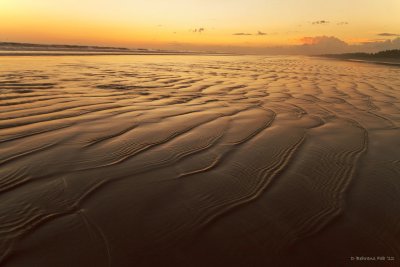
1, 56, 400, 266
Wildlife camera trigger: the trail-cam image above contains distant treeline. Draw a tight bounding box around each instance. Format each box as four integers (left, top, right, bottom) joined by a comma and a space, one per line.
322, 49, 400, 59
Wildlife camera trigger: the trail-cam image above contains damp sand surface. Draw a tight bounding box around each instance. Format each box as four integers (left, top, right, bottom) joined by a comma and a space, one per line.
0, 55, 400, 266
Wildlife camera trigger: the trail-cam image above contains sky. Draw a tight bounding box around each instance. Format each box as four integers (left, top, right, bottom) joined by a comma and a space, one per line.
0, 0, 399, 53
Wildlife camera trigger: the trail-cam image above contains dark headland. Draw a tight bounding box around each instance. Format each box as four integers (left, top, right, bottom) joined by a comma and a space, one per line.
318, 49, 400, 66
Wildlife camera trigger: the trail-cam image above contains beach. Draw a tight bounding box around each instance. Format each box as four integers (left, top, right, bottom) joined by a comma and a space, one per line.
0, 55, 399, 266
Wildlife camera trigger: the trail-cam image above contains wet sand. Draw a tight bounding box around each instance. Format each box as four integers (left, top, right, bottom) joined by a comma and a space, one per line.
0, 55, 399, 266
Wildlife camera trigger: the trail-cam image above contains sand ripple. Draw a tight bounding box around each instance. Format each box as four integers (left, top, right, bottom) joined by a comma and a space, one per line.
0, 56, 400, 266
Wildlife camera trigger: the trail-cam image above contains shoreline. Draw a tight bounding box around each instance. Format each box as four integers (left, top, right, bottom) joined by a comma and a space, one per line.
0, 51, 234, 57
346, 58, 400, 66
315, 55, 400, 67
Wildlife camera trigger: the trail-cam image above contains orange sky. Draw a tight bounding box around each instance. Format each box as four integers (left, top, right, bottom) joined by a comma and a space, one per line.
1, 0, 399, 51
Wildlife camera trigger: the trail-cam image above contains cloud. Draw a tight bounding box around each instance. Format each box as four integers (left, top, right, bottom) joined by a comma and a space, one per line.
164, 36, 400, 55
233, 31, 267, 36
311, 20, 329, 25
233, 33, 252, 36
337, 22, 349, 25
300, 36, 346, 45
292, 36, 400, 55
358, 37, 400, 52
361, 38, 388, 43
377, 33, 399, 37
192, 28, 205, 33
297, 36, 349, 54
222, 36, 400, 55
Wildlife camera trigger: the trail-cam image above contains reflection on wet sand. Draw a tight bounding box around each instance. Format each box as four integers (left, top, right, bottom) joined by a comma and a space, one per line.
0, 55, 399, 266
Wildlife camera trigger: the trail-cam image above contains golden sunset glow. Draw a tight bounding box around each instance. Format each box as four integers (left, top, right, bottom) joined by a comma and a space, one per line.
1, 0, 400, 51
